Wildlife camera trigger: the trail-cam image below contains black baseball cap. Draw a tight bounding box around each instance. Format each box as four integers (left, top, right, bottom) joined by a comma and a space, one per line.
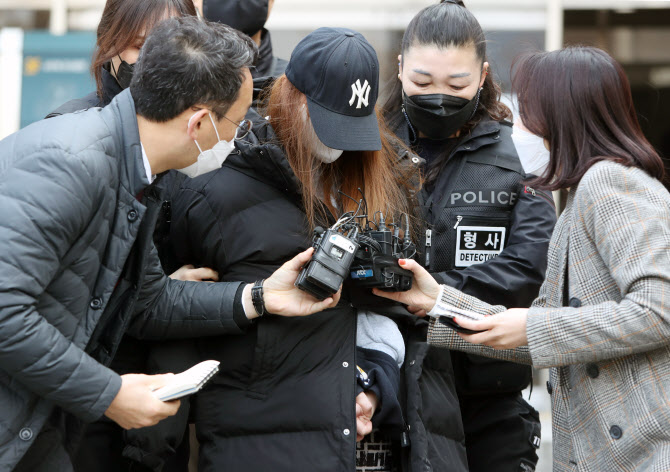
285, 27, 381, 152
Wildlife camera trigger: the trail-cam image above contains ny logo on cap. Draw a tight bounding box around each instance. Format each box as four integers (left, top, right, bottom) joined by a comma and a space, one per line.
349, 79, 370, 109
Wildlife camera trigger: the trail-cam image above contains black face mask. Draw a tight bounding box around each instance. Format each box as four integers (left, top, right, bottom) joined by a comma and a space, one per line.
111, 56, 134, 89
402, 89, 482, 141
204, 0, 269, 37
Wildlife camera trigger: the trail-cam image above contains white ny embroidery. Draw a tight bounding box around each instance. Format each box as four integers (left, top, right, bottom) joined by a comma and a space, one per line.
349, 79, 370, 109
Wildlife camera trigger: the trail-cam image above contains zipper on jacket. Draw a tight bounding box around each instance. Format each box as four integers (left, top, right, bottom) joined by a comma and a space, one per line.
453, 215, 463, 229
424, 229, 432, 269
401, 423, 411, 448
351, 306, 359, 468
525, 185, 556, 209
537, 190, 556, 209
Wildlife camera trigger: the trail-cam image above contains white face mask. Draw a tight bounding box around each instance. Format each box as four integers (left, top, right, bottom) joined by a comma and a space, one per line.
511, 125, 550, 177
178, 113, 235, 178
301, 105, 343, 164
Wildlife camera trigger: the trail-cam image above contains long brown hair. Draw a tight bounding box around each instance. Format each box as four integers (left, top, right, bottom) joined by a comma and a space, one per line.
92, 0, 196, 100
513, 47, 665, 191
266, 76, 419, 232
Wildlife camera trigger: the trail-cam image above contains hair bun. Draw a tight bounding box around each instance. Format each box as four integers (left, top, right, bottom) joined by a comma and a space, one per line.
441, 0, 466, 7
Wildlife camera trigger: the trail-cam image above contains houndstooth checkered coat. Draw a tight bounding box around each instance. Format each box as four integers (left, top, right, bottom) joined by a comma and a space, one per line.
428, 160, 670, 471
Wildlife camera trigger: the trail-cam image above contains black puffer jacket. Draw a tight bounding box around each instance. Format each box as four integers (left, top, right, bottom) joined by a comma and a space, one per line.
0, 89, 246, 471
167, 112, 358, 472
159, 111, 434, 472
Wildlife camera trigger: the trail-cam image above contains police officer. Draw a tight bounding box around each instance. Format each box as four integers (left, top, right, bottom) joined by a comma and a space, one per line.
382, 2, 556, 471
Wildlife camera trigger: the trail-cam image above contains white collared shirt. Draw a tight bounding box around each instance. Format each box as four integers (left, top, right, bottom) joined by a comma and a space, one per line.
140, 144, 155, 184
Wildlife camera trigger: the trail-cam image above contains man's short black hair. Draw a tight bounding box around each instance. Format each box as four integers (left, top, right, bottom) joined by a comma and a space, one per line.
131, 16, 258, 122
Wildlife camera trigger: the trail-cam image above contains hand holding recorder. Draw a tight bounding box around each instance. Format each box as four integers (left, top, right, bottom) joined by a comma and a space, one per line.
295, 193, 416, 301
244, 247, 342, 319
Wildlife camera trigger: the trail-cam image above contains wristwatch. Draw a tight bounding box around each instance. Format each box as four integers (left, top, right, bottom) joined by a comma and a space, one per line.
251, 279, 267, 317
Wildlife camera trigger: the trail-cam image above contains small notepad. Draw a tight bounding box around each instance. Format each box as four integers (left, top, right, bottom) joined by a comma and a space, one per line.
426, 300, 486, 322
425, 288, 487, 334
153, 360, 220, 401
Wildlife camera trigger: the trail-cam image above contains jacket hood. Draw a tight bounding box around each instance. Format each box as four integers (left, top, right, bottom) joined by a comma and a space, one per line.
226, 108, 304, 203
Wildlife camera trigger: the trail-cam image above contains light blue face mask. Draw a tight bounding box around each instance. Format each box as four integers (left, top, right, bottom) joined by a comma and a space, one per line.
178, 113, 235, 178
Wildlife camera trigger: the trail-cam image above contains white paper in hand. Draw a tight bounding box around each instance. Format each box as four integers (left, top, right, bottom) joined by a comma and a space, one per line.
153, 360, 220, 402
426, 286, 487, 334
427, 304, 486, 322
426, 286, 486, 321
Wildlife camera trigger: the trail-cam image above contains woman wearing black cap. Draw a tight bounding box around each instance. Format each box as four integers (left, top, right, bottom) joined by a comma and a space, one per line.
381, 1, 556, 471
163, 27, 419, 471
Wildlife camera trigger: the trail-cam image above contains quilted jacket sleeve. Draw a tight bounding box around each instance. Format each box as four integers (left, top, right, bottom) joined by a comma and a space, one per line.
0, 146, 121, 422
527, 163, 670, 368
127, 241, 245, 339
127, 181, 247, 339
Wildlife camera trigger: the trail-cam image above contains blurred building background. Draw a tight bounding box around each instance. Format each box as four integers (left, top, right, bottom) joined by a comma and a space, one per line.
1, 1, 669, 470
2, 0, 670, 155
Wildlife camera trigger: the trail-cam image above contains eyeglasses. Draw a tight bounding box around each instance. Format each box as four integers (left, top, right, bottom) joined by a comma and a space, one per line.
222, 115, 253, 141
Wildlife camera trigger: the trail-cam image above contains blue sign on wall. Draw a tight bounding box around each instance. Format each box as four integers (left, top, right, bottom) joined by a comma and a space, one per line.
21, 31, 96, 128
